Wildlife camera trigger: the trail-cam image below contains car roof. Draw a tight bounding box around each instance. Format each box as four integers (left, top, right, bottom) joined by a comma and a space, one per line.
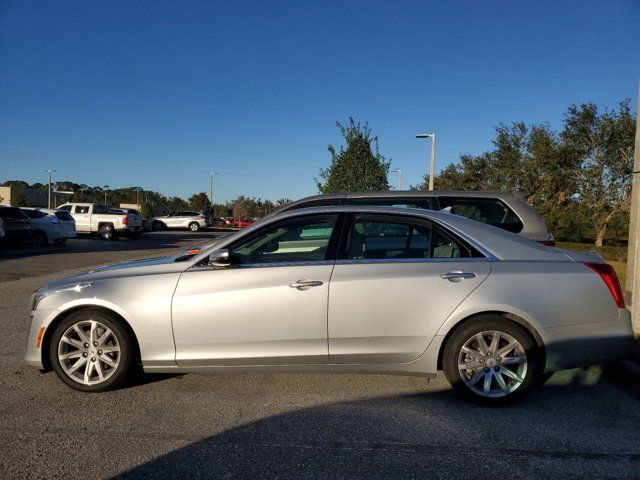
197, 205, 566, 263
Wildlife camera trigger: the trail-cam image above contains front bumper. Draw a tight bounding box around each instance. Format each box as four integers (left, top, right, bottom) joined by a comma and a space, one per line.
541, 308, 635, 372
24, 308, 59, 369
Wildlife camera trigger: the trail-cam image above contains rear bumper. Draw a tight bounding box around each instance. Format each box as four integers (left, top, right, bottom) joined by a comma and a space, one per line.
541, 309, 635, 372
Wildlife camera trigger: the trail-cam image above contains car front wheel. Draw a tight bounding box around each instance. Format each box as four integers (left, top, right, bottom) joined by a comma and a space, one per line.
188, 222, 200, 232
49, 309, 133, 392
442, 315, 541, 405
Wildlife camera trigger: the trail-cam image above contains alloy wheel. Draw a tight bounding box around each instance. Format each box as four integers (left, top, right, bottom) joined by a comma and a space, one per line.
457, 330, 528, 398
57, 319, 121, 386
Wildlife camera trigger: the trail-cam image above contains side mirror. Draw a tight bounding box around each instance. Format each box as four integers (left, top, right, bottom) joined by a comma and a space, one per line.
208, 249, 231, 267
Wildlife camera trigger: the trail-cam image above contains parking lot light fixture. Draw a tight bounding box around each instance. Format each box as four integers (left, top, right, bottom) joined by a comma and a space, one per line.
416, 133, 436, 191
45, 169, 56, 208
390, 168, 403, 190
208, 171, 219, 213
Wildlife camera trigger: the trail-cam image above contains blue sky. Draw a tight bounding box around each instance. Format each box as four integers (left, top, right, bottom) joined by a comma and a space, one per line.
0, 0, 638, 203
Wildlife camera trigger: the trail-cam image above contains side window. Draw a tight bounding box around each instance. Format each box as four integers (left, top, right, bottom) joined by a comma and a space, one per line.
347, 217, 432, 260
74, 205, 90, 214
347, 196, 438, 211
93, 205, 106, 214
437, 197, 524, 233
230, 215, 338, 265
346, 215, 476, 260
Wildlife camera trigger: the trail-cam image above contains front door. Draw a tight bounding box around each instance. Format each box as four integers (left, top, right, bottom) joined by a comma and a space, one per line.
171, 213, 341, 366
328, 214, 491, 364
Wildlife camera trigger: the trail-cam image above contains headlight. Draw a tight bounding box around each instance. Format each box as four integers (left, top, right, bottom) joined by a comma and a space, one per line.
31, 282, 93, 310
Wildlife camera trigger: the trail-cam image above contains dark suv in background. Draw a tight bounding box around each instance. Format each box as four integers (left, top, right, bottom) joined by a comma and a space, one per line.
0, 206, 32, 246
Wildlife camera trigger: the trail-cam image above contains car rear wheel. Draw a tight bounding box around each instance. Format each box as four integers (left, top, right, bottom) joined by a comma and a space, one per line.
49, 309, 133, 392
33, 230, 48, 246
442, 315, 541, 405
188, 222, 200, 232
99, 224, 115, 240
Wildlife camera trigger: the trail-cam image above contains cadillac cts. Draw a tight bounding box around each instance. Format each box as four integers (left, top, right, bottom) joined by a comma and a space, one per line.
25, 206, 633, 404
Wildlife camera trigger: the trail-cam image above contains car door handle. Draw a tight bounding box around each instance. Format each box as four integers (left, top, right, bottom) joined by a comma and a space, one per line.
289, 279, 323, 290
441, 271, 477, 282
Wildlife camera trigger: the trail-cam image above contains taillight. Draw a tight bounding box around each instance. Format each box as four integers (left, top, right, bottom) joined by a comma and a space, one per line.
583, 262, 625, 308
123, 216, 128, 225
538, 240, 556, 247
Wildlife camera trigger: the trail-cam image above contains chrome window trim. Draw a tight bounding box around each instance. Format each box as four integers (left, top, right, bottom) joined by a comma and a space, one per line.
188, 260, 335, 271
334, 257, 492, 266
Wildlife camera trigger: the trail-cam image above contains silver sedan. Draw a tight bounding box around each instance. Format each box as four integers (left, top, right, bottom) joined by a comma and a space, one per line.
25, 206, 633, 405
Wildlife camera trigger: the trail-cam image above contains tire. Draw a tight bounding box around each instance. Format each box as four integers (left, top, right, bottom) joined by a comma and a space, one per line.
442, 315, 542, 406
188, 222, 200, 232
33, 230, 48, 246
49, 309, 133, 392
53, 238, 68, 245
99, 223, 115, 240
152, 222, 164, 232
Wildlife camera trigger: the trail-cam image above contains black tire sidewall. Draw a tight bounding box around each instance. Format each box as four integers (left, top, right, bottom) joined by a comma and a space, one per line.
33, 230, 48, 246
99, 224, 113, 240
49, 309, 133, 392
442, 315, 542, 406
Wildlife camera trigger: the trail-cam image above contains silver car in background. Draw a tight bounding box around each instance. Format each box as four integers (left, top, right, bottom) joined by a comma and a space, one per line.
151, 211, 210, 232
25, 206, 632, 405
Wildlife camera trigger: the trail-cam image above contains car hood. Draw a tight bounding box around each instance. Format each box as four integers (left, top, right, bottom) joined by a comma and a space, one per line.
40, 256, 191, 291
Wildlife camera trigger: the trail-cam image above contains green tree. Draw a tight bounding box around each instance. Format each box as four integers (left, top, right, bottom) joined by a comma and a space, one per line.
140, 203, 154, 219
560, 101, 635, 246
188, 192, 211, 212
316, 118, 390, 194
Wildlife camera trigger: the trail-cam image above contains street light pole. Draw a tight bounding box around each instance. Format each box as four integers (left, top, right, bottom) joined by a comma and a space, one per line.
45, 169, 56, 208
416, 133, 436, 190
390, 168, 403, 190
208, 171, 218, 213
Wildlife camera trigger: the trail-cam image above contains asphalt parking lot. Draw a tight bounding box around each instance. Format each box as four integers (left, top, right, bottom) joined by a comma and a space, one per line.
1, 232, 640, 479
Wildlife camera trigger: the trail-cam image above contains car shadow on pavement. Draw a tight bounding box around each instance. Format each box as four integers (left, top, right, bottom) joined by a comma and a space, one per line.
109, 368, 640, 479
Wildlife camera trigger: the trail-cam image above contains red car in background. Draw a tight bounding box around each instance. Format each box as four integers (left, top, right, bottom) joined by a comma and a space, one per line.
225, 217, 254, 228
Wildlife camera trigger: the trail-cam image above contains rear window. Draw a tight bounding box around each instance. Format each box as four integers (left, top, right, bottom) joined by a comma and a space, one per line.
437, 197, 524, 233
55, 211, 74, 221
0, 207, 29, 219
347, 196, 439, 211
21, 209, 47, 219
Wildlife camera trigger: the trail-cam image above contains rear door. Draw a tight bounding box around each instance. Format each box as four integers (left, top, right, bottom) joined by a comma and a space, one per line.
327, 213, 491, 364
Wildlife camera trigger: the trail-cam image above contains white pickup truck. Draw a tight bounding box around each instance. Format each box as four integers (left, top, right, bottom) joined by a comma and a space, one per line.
58, 203, 143, 240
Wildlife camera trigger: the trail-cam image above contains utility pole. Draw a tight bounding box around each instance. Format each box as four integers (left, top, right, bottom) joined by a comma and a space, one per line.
416, 133, 436, 190
626, 81, 640, 335
45, 169, 56, 208
390, 168, 403, 190
208, 171, 218, 213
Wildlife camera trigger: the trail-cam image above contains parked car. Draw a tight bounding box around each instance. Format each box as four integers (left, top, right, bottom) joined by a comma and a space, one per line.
225, 217, 253, 228
0, 206, 32, 246
180, 190, 553, 257
20, 208, 77, 246
58, 203, 143, 240
26, 205, 632, 404
151, 211, 210, 232
208, 215, 228, 228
